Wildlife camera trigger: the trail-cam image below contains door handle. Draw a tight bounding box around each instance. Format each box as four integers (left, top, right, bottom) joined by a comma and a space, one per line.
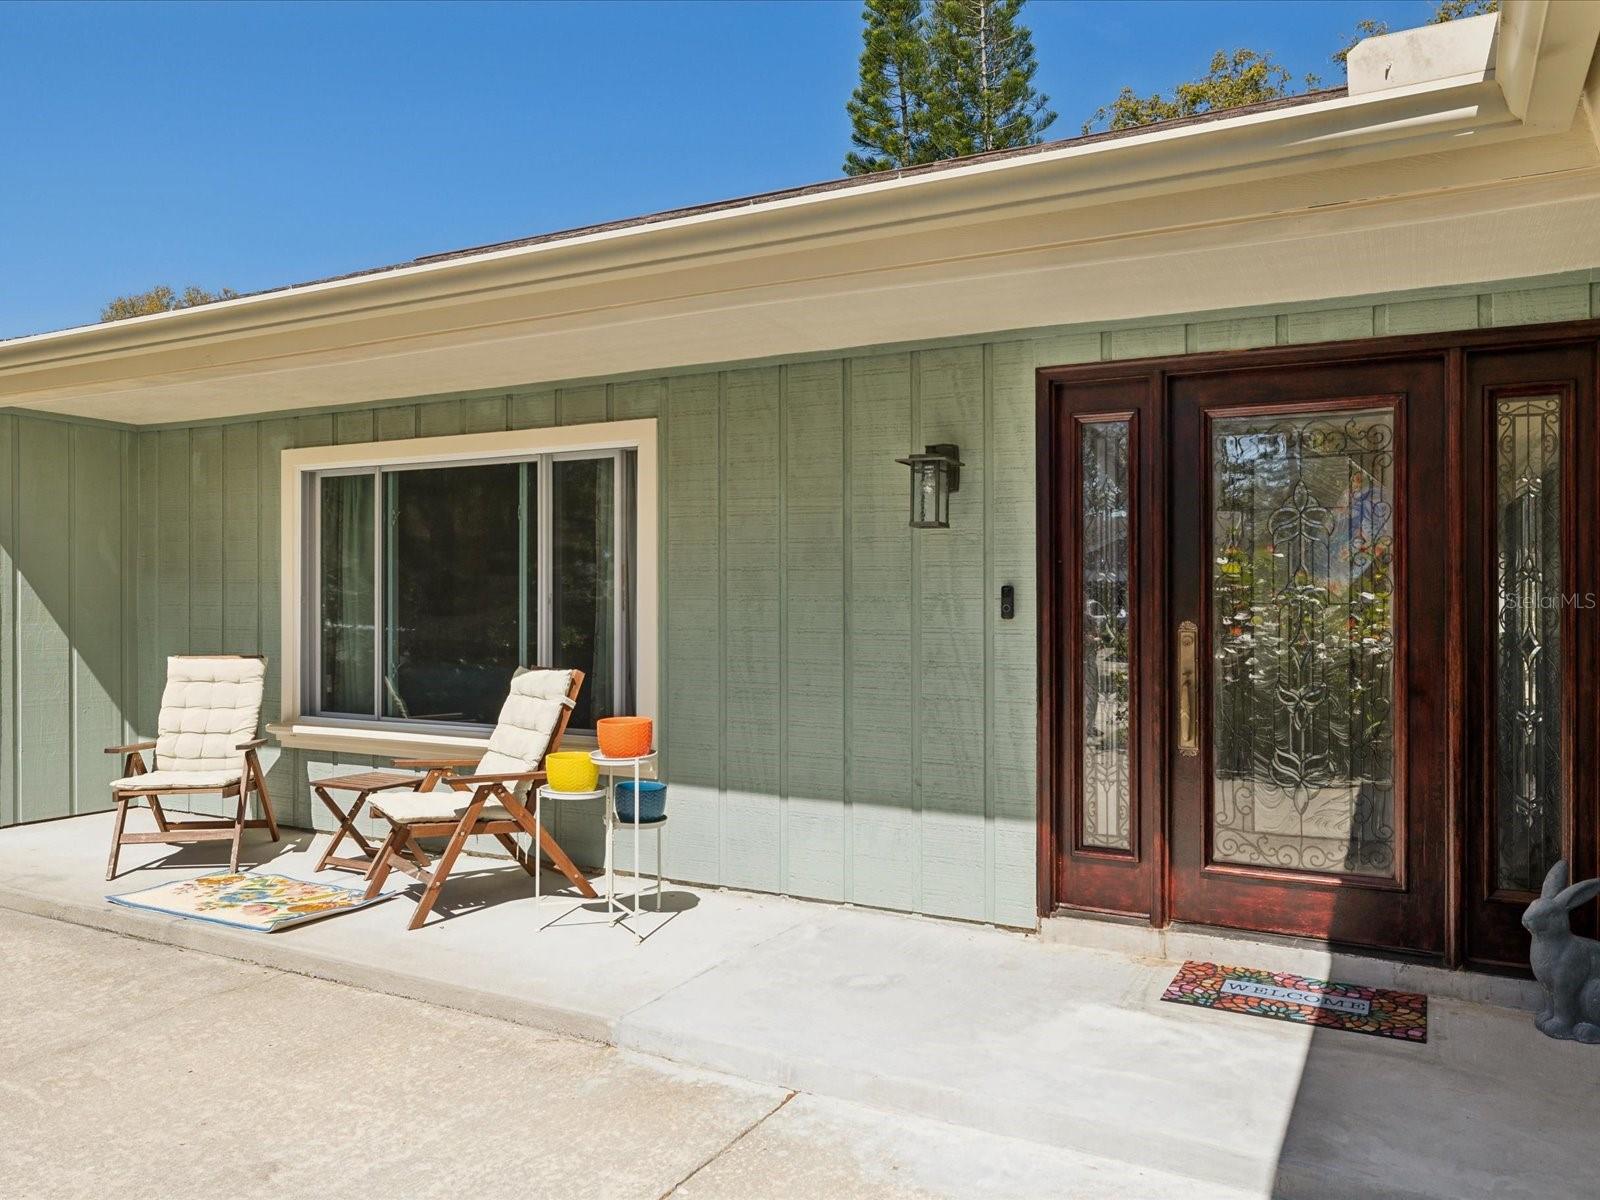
1177, 620, 1199, 758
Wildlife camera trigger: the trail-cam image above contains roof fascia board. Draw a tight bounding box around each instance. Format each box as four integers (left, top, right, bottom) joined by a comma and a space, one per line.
1583, 35, 1600, 151
0, 74, 1520, 378
15, 168, 1600, 424
1498, 0, 1600, 130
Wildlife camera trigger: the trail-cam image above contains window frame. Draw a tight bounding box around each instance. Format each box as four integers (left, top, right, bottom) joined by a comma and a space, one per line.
308, 449, 629, 733
275, 418, 658, 757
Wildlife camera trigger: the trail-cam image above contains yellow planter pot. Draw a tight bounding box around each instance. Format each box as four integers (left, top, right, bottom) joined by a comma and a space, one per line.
545, 750, 599, 792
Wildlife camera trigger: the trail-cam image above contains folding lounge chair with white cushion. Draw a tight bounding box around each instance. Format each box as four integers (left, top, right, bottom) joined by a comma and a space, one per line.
365, 667, 596, 929
105, 654, 279, 880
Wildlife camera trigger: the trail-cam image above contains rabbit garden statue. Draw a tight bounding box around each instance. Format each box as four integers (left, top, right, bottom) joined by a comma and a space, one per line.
1524, 860, 1600, 1043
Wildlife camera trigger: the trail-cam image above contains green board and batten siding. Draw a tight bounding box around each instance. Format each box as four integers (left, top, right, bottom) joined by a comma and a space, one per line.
0, 416, 136, 828
3, 275, 1598, 926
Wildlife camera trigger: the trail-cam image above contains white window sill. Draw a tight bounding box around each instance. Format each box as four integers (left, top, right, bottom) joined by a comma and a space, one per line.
267, 720, 597, 760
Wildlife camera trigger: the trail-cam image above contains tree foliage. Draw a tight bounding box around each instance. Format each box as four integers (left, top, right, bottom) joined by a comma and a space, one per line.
1084, 0, 1501, 135
843, 0, 1053, 176
101, 284, 239, 323
1431, 0, 1498, 23
924, 0, 1055, 158
1083, 49, 1309, 134
1333, 0, 1498, 71
845, 0, 932, 174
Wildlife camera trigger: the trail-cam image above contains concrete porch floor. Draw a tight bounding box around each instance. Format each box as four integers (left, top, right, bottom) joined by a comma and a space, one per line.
1, 812, 1592, 1200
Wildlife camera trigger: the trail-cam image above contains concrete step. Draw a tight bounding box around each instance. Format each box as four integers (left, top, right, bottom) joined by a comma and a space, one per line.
616, 909, 1588, 1200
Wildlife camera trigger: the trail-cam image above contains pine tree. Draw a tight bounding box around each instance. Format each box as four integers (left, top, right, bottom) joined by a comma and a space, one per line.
844, 0, 933, 175
925, 0, 1055, 158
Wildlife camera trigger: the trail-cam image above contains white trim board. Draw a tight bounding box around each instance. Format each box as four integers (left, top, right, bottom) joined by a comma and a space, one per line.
274, 418, 659, 758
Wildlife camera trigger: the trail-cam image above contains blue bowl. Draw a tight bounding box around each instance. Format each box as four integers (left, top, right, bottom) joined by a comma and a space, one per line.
615, 780, 667, 823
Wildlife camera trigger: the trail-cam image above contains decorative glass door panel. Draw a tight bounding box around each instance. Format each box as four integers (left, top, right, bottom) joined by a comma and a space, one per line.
1080, 419, 1133, 852
1209, 408, 1397, 878
1493, 394, 1563, 894
1167, 357, 1449, 957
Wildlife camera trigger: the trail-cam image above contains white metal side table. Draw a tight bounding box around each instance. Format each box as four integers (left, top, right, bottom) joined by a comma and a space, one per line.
590, 750, 665, 930
531, 784, 607, 908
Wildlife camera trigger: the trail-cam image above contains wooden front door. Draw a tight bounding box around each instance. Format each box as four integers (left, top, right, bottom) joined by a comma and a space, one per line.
1166, 357, 1450, 955
1038, 323, 1600, 970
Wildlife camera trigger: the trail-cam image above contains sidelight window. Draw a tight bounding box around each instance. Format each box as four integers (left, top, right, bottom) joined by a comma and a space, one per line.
1078, 418, 1134, 852
1493, 394, 1564, 894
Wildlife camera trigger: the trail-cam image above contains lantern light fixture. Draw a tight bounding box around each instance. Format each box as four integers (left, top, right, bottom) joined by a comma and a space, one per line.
895, 443, 962, 529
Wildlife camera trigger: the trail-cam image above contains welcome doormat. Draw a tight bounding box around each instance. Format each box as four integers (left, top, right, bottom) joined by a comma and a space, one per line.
1161, 961, 1428, 1042
108, 872, 390, 933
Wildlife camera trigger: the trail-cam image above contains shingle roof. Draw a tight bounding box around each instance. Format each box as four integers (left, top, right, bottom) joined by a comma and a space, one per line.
240, 87, 1347, 300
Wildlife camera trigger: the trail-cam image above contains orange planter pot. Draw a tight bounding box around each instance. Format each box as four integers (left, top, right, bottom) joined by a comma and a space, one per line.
596, 716, 653, 759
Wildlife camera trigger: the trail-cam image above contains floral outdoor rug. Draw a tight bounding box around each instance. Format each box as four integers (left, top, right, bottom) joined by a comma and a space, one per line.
1161, 961, 1428, 1042
108, 872, 390, 933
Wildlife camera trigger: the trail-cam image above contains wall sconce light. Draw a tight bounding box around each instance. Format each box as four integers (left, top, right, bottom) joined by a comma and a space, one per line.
895, 443, 962, 528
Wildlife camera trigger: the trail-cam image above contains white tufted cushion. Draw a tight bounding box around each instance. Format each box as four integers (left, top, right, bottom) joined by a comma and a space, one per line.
153, 656, 266, 773
111, 768, 243, 793
368, 792, 513, 824
473, 668, 576, 794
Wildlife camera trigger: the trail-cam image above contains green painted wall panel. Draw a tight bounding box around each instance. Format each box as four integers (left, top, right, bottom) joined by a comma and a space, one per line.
257, 419, 296, 824
1490, 284, 1590, 326
1379, 295, 1480, 335
223, 424, 261, 656
559, 384, 609, 426
1108, 325, 1184, 361
120, 430, 139, 749
69, 425, 126, 813
462, 395, 508, 434
376, 405, 419, 441
988, 342, 1040, 926
134, 432, 160, 739
613, 379, 664, 420
509, 391, 557, 429
417, 400, 462, 438
189, 427, 225, 660
1282, 306, 1375, 344
191, 429, 227, 815
1187, 317, 1277, 353
0, 417, 15, 826
1031, 330, 1101, 366
156, 429, 191, 682
719, 367, 782, 892
663, 372, 723, 884
782, 360, 846, 901
916, 346, 987, 919
334, 409, 376, 446
15, 419, 72, 821
846, 352, 915, 911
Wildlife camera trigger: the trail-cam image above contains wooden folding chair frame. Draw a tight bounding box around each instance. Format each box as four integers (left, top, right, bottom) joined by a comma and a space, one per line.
364, 669, 597, 930
104, 741, 279, 881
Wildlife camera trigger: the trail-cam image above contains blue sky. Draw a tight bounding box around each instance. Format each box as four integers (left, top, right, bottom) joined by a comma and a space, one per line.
1, 0, 1437, 337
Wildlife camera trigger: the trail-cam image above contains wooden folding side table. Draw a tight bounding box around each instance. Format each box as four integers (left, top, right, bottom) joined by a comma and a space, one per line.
312, 770, 427, 875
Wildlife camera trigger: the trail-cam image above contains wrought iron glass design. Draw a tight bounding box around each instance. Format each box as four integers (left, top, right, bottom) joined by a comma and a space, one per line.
1080, 420, 1133, 851
1494, 394, 1563, 893
1210, 408, 1397, 877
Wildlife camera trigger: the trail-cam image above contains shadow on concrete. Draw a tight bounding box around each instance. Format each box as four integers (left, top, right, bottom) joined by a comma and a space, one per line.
105, 827, 316, 883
